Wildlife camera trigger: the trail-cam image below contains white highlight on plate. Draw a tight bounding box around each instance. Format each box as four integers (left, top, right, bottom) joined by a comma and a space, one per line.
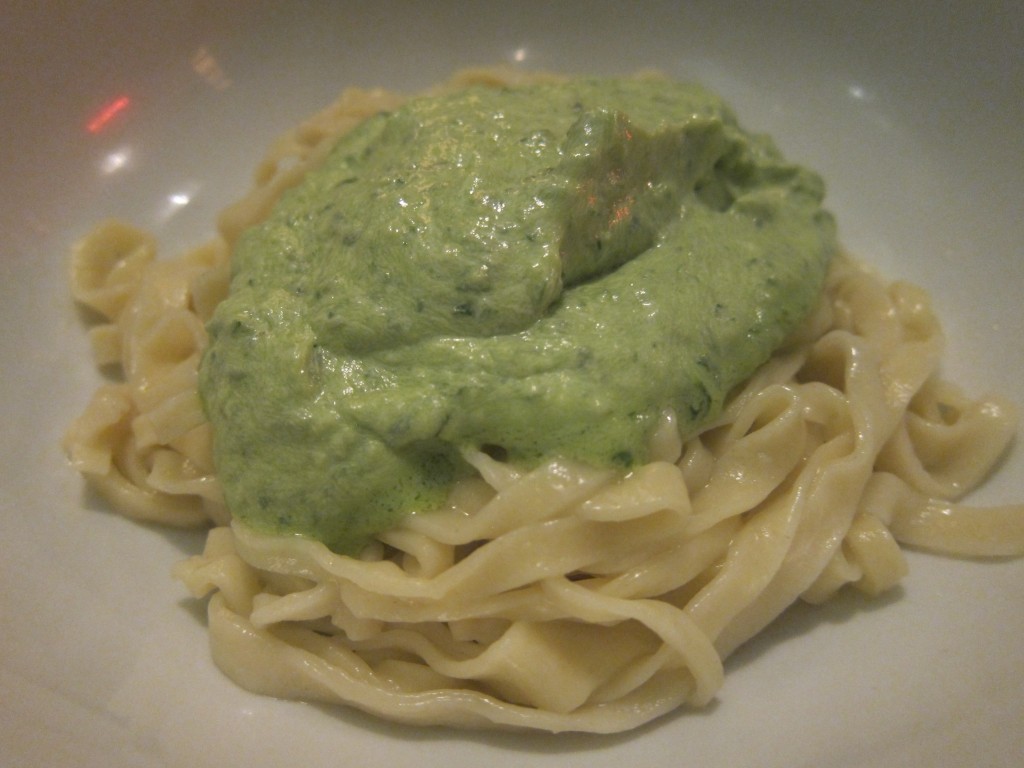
99, 147, 132, 175
848, 83, 871, 101
156, 185, 201, 221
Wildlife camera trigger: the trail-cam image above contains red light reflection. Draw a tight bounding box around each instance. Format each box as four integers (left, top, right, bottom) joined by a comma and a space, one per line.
87, 95, 131, 134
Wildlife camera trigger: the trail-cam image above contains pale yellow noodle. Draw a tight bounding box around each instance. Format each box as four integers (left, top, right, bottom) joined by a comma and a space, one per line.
65, 68, 1024, 733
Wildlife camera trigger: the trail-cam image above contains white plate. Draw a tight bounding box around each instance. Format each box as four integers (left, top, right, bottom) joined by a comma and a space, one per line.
2, 2, 1021, 766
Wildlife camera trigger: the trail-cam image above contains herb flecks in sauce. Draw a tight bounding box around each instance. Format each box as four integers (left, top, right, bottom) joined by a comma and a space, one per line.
200, 78, 836, 553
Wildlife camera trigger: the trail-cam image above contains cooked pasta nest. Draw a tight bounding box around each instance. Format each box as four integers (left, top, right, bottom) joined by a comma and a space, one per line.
64, 68, 1024, 733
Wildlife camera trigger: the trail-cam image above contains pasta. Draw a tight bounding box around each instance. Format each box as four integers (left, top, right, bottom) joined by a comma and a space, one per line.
64, 68, 1024, 733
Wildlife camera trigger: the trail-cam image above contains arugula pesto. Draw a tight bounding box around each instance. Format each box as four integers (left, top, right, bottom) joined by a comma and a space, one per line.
200, 78, 836, 553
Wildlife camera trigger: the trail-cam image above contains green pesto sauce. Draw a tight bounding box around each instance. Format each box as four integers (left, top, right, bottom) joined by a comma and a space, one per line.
199, 77, 836, 554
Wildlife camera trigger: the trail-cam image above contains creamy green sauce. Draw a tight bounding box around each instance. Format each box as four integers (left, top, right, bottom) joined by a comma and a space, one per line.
200, 77, 836, 554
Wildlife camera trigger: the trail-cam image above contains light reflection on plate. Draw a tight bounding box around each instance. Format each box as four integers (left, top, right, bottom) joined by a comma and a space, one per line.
1, 2, 1021, 766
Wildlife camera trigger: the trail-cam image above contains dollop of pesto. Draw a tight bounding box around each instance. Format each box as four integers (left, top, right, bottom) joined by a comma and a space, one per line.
200, 78, 836, 554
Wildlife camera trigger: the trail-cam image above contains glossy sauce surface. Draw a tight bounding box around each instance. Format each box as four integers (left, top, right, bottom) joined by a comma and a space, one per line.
200, 78, 836, 553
